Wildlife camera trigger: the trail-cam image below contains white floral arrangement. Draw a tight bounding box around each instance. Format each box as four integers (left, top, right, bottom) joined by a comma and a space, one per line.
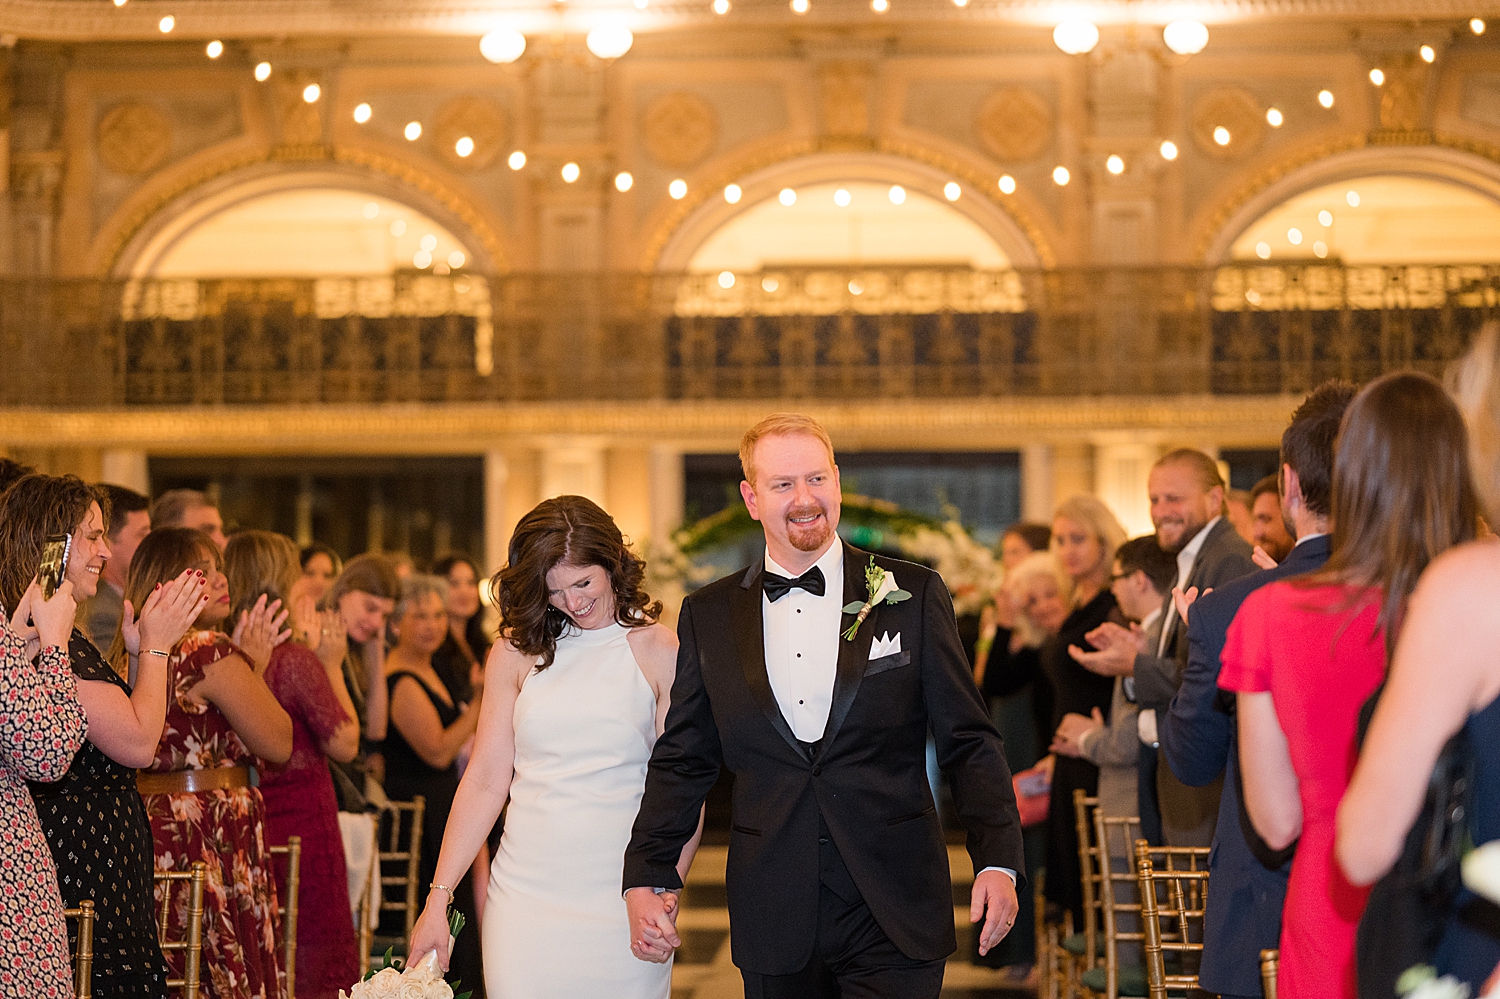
1393, 840, 1500, 999
893, 519, 1004, 616
341, 911, 471, 999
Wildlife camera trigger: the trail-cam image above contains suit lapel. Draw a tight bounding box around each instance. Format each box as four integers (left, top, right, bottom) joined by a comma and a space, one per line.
822, 542, 872, 754
732, 562, 813, 764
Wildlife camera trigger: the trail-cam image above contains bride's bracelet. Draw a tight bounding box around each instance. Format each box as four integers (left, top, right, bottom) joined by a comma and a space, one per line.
429, 883, 455, 907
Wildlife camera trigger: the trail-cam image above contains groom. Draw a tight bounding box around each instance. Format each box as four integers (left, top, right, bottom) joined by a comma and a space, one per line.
624, 413, 1025, 998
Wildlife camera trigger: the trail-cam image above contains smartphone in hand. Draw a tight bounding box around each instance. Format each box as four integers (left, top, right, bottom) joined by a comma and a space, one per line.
38, 534, 71, 599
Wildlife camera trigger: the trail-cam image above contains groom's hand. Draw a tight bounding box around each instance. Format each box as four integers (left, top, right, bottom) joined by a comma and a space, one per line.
970, 869, 1019, 956
625, 887, 681, 964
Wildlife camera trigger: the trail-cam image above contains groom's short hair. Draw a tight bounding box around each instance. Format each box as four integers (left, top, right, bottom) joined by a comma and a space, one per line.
740, 413, 836, 485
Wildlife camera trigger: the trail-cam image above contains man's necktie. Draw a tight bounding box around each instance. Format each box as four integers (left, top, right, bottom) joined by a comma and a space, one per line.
763, 566, 826, 602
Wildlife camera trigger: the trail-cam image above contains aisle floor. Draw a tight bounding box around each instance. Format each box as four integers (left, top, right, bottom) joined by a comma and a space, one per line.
668, 846, 1034, 998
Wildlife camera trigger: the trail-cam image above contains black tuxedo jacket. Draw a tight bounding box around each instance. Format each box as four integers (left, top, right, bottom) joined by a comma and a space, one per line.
1159, 534, 1331, 997
623, 542, 1025, 974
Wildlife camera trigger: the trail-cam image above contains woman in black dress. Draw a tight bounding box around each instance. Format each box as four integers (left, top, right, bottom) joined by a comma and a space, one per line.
0, 476, 208, 997
1039, 495, 1126, 923
382, 575, 484, 996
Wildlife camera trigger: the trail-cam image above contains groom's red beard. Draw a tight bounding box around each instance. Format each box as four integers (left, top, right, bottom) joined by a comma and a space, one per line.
786, 503, 833, 552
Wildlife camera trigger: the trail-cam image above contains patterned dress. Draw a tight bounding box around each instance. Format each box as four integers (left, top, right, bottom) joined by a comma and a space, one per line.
0, 603, 88, 998
258, 642, 358, 999
140, 632, 283, 999
31, 631, 172, 997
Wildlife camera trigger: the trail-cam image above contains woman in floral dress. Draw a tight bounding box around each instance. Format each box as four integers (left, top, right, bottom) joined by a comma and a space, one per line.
0, 574, 88, 997
135, 530, 294, 999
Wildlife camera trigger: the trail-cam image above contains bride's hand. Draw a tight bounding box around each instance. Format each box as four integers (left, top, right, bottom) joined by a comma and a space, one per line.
408, 897, 453, 974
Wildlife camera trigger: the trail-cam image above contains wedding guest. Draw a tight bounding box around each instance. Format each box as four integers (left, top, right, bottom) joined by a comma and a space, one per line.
150, 488, 228, 549
324, 554, 399, 801
1162, 380, 1354, 999
1226, 488, 1255, 545
1070, 450, 1255, 847
0, 456, 35, 496
300, 543, 343, 606
0, 475, 206, 998
382, 575, 484, 995
1249, 475, 1295, 563
1221, 372, 1477, 999
1338, 327, 1500, 991
1043, 495, 1126, 922
225, 531, 361, 999
0, 513, 87, 997
432, 553, 490, 706
135, 528, 294, 999
77, 484, 151, 651
974, 523, 1054, 773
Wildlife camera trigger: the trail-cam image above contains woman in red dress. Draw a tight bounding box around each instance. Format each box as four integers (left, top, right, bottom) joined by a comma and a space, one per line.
1220, 371, 1480, 998
135, 529, 295, 999
225, 531, 362, 999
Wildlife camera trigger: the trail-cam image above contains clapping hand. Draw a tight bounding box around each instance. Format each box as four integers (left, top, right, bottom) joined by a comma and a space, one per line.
1051, 707, 1105, 759
231, 594, 291, 672
625, 888, 680, 963
13, 577, 76, 658
123, 570, 209, 659
1070, 621, 1146, 677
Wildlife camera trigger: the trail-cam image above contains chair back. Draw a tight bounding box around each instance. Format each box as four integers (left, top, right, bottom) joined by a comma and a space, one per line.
63, 900, 95, 999
1133, 840, 1210, 999
1072, 790, 1103, 970
361, 797, 426, 965
269, 836, 302, 999
1260, 949, 1279, 999
154, 861, 208, 999
1092, 808, 1144, 999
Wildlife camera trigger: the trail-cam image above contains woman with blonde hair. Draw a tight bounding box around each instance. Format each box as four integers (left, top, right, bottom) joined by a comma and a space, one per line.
225, 530, 361, 999
1042, 495, 1128, 922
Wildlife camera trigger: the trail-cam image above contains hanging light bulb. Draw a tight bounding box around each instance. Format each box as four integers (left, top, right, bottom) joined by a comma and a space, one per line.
353, 103, 372, 124
1159, 140, 1179, 160
480, 29, 527, 64
1053, 20, 1099, 55
669, 179, 687, 199
205, 40, 224, 59
302, 84, 321, 103
1369, 68, 1386, 86
614, 172, 633, 192
404, 121, 423, 141
1162, 20, 1209, 55
724, 184, 742, 204
1318, 90, 1335, 108
157, 15, 175, 33
508, 151, 527, 170
998, 174, 1016, 194
1266, 107, 1284, 127
586, 25, 634, 59
254, 61, 272, 82
1106, 154, 1125, 174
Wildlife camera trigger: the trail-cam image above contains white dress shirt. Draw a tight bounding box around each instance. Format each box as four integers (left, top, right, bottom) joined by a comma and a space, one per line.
763, 541, 845, 743
1140, 516, 1221, 748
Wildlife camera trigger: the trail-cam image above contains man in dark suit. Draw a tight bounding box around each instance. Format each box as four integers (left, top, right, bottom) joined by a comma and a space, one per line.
1159, 381, 1355, 999
1070, 449, 1256, 845
623, 413, 1025, 998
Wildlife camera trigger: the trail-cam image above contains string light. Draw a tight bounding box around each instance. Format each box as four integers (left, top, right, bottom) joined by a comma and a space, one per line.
1053, 20, 1100, 55
480, 29, 526, 64
1287, 227, 1303, 245
713, 0, 731, 13
1318, 210, 1333, 226
871, 0, 889, 12
112, 0, 127, 6
718, 271, 736, 289
448, 251, 466, 268
158, 15, 174, 33
998, 174, 1016, 193
1159, 140, 1179, 160
669, 179, 687, 199
889, 185, 907, 204
1052, 166, 1071, 186
779, 188, 797, 206
1256, 242, 1271, 259
1369, 68, 1385, 86
1162, 20, 1209, 55
614, 172, 633, 191
254, 62, 272, 82
404, 121, 422, 140
302, 84, 321, 104
1213, 126, 1231, 146
1318, 90, 1335, 108
1420, 45, 1435, 63
790, 0, 810, 13
1471, 18, 1485, 34
420, 235, 438, 252
762, 277, 779, 292
1266, 108, 1283, 127
1346, 190, 1360, 207
1313, 241, 1328, 258
455, 136, 475, 157
586, 26, 634, 59
561, 162, 581, 183
943, 182, 961, 201
1106, 154, 1125, 174
353, 103, 372, 124
724, 183, 742, 204
834, 188, 852, 206
508, 151, 527, 170
206, 40, 223, 59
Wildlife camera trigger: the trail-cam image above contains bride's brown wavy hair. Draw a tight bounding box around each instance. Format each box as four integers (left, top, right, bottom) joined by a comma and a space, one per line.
494, 495, 661, 669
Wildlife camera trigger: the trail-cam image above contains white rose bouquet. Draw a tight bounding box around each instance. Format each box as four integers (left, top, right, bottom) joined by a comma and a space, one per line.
340, 910, 472, 999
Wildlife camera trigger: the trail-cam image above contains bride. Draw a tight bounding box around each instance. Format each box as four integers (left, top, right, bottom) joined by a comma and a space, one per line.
408, 495, 703, 998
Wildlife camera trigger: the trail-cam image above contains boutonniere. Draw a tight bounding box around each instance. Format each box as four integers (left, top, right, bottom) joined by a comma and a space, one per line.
842, 556, 912, 641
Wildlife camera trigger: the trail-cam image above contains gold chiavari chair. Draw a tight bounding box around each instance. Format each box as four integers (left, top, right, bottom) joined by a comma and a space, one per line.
155, 861, 208, 999
1085, 809, 1148, 998
362, 797, 425, 968
63, 900, 95, 999
1055, 791, 1103, 999
269, 836, 302, 999
1132, 840, 1211, 999
1260, 949, 1279, 999
1036, 869, 1063, 999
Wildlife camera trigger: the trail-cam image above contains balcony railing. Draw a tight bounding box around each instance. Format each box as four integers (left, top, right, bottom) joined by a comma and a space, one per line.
3, 264, 1498, 407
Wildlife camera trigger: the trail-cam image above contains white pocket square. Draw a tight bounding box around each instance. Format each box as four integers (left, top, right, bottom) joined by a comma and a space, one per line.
868, 631, 902, 659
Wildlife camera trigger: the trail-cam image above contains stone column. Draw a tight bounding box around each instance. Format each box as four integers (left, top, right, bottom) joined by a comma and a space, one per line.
100, 449, 150, 493
648, 445, 685, 545
1091, 433, 1163, 537
483, 449, 509, 576
540, 441, 607, 507
1020, 443, 1054, 525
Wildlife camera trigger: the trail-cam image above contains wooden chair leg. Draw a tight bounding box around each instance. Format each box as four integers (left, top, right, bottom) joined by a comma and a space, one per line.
1260, 949, 1279, 999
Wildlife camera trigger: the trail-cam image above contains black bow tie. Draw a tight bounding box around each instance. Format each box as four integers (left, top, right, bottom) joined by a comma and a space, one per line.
763, 566, 826, 602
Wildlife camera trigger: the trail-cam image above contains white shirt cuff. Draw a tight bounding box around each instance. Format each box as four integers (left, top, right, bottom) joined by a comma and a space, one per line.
978, 866, 1018, 884
1137, 708, 1159, 748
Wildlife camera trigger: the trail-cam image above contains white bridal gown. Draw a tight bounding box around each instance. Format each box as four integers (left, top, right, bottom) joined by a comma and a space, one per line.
484, 621, 671, 999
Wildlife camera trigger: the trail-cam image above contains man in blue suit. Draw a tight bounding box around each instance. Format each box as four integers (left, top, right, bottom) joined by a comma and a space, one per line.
1159, 381, 1355, 999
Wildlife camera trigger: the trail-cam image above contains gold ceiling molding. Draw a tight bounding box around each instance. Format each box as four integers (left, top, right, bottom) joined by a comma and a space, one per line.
92, 141, 509, 276
976, 87, 1051, 163
6, 0, 1500, 40
642, 91, 719, 169
1191, 87, 1267, 161
0, 396, 1297, 452
96, 102, 173, 177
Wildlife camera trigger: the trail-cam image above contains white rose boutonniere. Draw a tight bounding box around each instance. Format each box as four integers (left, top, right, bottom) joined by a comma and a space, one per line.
842, 556, 912, 641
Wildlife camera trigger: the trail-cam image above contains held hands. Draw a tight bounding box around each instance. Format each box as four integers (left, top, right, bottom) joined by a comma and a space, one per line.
970, 869, 1020, 957
408, 896, 454, 974
1050, 707, 1105, 759
231, 594, 292, 672
14, 577, 76, 656
124, 570, 209, 658
1069, 621, 1145, 677
624, 887, 680, 963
